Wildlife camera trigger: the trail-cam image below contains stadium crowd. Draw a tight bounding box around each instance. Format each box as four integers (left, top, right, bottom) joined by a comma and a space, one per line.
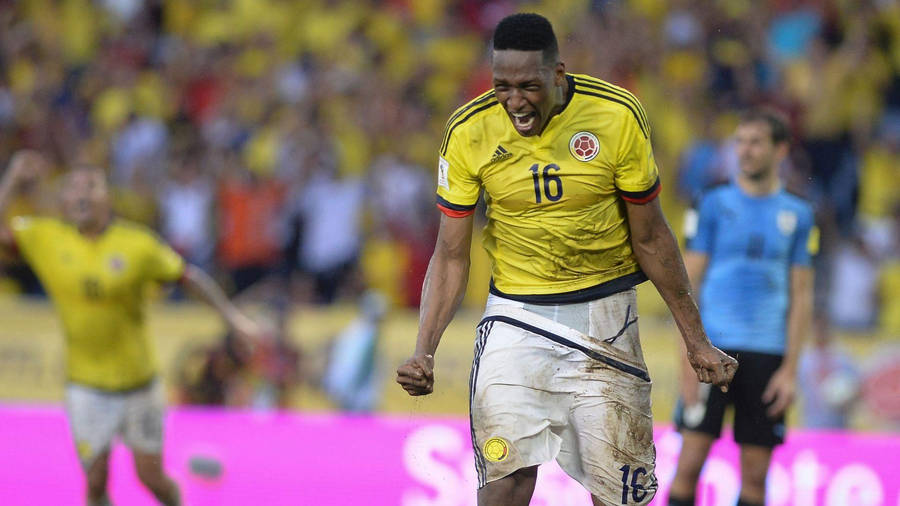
0, 1, 898, 410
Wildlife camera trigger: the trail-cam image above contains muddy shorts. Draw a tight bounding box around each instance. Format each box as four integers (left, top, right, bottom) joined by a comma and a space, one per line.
470, 289, 657, 505
65, 379, 165, 468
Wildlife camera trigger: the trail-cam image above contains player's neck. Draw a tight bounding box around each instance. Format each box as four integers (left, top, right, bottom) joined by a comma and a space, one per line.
78, 215, 112, 239
736, 170, 780, 197
538, 79, 569, 135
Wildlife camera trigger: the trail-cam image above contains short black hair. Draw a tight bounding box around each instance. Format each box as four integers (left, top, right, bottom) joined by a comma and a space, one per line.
740, 108, 790, 145
492, 13, 559, 63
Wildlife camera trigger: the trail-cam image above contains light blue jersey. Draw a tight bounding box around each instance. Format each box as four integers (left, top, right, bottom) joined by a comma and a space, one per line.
685, 183, 817, 355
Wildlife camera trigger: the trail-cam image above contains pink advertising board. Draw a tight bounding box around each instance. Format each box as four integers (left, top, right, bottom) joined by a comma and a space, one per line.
0, 405, 897, 505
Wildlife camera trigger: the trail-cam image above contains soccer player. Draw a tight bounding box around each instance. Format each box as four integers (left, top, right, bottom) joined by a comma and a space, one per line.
396, 13, 737, 506
0, 151, 261, 506
668, 110, 816, 506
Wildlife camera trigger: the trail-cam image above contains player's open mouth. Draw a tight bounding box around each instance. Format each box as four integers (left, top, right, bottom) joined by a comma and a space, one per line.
510, 111, 537, 133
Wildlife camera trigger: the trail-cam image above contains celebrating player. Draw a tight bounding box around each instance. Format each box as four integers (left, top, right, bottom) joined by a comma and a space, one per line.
668, 110, 816, 506
0, 151, 261, 506
396, 13, 737, 506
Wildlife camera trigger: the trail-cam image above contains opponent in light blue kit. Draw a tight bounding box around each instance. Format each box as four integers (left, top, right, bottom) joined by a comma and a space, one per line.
669, 110, 817, 506
690, 184, 816, 354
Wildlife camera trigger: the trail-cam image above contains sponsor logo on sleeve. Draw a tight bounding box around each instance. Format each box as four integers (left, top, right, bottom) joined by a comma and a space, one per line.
438, 156, 450, 190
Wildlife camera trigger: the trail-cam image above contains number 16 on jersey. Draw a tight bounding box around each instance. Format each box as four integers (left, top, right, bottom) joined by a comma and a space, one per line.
528, 163, 563, 203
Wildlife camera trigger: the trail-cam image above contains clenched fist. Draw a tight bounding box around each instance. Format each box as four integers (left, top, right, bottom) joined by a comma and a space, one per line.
396, 353, 435, 396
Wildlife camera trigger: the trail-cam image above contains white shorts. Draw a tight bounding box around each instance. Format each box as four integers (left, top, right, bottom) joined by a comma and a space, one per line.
65, 379, 165, 468
470, 289, 657, 505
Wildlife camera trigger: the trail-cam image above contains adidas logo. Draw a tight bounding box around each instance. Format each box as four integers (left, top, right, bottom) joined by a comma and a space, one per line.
488, 145, 513, 165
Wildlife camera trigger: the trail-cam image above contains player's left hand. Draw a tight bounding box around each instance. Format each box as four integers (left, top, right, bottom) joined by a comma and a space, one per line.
761, 365, 796, 417
687, 343, 738, 392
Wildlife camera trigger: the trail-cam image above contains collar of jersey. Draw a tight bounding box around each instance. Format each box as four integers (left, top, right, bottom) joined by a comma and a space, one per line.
527, 74, 576, 141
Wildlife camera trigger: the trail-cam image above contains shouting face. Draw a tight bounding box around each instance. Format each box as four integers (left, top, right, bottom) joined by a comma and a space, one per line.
492, 49, 566, 137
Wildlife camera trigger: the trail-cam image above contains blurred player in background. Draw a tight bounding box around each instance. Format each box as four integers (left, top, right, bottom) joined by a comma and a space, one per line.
0, 151, 261, 506
397, 13, 736, 506
669, 110, 816, 506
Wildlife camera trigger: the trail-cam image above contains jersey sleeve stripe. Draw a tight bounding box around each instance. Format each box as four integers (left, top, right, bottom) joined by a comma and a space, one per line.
572, 76, 650, 133
573, 90, 649, 139
440, 91, 496, 153
436, 194, 477, 212
437, 203, 476, 218
440, 100, 500, 155
619, 177, 661, 203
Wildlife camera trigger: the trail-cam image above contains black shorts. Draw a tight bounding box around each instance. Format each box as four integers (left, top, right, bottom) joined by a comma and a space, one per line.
674, 349, 786, 447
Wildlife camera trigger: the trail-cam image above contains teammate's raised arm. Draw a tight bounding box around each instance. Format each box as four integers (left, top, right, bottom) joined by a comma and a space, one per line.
0, 151, 48, 252
624, 197, 737, 390
179, 264, 262, 344
396, 213, 474, 396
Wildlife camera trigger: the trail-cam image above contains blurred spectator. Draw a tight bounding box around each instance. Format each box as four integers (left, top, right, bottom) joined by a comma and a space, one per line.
246, 303, 302, 410
216, 163, 286, 294
288, 161, 365, 304
177, 333, 252, 406
111, 114, 168, 186
158, 156, 215, 270
176, 304, 301, 409
367, 153, 438, 307
798, 315, 860, 429
321, 291, 387, 412
827, 231, 880, 330
878, 205, 900, 334
676, 112, 729, 201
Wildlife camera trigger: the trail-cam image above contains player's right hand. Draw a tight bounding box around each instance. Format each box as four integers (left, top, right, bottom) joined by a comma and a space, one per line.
4, 150, 47, 187
687, 344, 738, 392
396, 353, 435, 396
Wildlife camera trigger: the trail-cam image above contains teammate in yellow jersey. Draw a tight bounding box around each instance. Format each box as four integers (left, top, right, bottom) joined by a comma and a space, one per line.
0, 151, 261, 506
396, 13, 738, 506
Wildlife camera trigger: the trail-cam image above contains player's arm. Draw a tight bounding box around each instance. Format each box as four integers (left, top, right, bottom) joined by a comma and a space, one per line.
396, 213, 474, 396
762, 265, 813, 417
179, 265, 261, 343
625, 198, 737, 390
678, 251, 709, 405
0, 151, 47, 254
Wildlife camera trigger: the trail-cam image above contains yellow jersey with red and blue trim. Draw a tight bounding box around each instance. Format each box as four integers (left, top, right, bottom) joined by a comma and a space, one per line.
436, 74, 660, 303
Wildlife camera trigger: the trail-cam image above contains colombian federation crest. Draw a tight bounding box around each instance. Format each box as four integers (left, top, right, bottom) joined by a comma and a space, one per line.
569, 131, 599, 162
482, 437, 509, 462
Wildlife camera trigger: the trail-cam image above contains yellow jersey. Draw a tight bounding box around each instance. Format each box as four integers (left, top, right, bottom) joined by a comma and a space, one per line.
436, 74, 660, 303
10, 217, 185, 390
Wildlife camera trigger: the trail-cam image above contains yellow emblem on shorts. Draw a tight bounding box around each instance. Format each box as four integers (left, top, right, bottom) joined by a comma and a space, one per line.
76, 440, 92, 460
483, 437, 509, 462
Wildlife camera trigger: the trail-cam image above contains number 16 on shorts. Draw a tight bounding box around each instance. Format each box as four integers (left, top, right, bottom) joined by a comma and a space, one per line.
619, 464, 648, 504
